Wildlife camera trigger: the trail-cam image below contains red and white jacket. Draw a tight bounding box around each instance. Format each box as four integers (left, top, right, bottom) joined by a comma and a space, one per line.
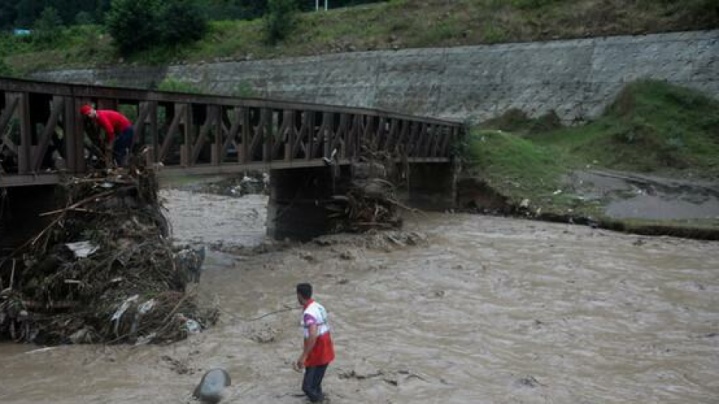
301, 299, 335, 367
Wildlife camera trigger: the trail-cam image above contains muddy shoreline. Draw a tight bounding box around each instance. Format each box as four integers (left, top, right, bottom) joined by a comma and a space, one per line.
458, 169, 719, 241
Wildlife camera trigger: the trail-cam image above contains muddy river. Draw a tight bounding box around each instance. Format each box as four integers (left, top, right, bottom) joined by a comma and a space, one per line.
1, 190, 718, 403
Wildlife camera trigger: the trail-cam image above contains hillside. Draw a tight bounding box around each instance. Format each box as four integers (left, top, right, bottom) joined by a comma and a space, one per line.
1, 0, 718, 75
463, 80, 719, 236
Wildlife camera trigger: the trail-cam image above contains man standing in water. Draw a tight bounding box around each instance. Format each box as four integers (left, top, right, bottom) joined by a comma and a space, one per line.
80, 104, 134, 167
294, 283, 335, 403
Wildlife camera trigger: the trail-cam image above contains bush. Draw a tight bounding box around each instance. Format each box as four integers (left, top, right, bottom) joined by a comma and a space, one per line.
106, 0, 207, 56
0, 58, 13, 77
265, 0, 299, 45
33, 6, 65, 45
106, 0, 162, 54
158, 0, 208, 45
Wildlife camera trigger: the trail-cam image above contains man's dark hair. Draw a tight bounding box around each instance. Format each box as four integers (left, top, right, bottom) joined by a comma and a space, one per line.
296, 283, 313, 299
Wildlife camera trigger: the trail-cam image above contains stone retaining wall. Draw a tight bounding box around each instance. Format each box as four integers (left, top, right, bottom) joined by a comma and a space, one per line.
32, 30, 719, 123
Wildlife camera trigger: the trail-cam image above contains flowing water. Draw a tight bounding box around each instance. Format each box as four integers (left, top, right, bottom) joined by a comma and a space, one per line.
1, 190, 717, 403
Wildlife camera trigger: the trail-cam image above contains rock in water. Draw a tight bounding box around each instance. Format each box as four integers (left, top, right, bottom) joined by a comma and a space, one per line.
193, 368, 231, 403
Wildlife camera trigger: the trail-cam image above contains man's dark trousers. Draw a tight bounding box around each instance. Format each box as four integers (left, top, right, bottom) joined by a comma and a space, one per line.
302, 364, 328, 402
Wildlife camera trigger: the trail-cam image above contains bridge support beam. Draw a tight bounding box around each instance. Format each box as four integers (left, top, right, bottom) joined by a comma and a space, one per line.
403, 162, 457, 211
266, 166, 348, 241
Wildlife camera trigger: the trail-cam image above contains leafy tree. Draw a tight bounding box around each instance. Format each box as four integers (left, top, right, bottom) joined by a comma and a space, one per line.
265, 0, 298, 44
0, 2, 18, 30
158, 0, 208, 45
33, 6, 64, 43
13, 0, 44, 28
106, 0, 208, 55
74, 11, 95, 25
105, 0, 162, 54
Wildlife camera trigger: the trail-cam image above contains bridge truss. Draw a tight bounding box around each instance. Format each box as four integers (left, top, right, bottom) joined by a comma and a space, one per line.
0, 77, 463, 186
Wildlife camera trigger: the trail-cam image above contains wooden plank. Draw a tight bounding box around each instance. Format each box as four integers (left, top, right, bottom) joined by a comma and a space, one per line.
424, 125, 436, 157
221, 107, 242, 163
0, 94, 19, 144
345, 114, 360, 158
181, 104, 194, 166
276, 110, 295, 161
317, 112, 333, 159
415, 123, 428, 158
17, 92, 31, 174
294, 110, 314, 159
240, 107, 250, 164
159, 103, 186, 162
131, 101, 151, 147
148, 101, 158, 162
33, 96, 64, 171
191, 105, 217, 164
394, 119, 410, 154
333, 113, 349, 158
212, 106, 223, 165
430, 126, 442, 157
383, 118, 398, 152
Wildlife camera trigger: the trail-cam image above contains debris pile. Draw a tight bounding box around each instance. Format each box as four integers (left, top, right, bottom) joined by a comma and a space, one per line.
326, 161, 404, 232
0, 168, 217, 345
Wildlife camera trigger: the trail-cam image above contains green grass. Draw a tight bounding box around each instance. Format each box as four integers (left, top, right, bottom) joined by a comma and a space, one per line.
465, 129, 571, 210
465, 80, 719, 222
1, 0, 717, 75
532, 80, 719, 178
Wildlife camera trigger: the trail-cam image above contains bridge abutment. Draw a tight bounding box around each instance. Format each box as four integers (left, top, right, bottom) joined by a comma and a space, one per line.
267, 162, 457, 240
401, 163, 457, 211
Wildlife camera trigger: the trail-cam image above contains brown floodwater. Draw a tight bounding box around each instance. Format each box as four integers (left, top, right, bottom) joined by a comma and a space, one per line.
1, 190, 717, 403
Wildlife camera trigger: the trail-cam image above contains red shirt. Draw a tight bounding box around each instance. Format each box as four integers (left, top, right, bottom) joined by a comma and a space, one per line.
302, 299, 335, 367
95, 110, 131, 142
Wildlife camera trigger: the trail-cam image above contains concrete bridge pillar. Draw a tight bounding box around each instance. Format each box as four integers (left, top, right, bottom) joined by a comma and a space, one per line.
403, 162, 457, 211
267, 162, 456, 241
266, 166, 348, 241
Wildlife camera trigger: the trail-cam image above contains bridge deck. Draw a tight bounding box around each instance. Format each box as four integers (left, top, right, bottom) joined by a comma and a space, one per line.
1, 77, 461, 187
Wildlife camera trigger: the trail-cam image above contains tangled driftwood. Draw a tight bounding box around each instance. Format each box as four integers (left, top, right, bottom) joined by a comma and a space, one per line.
0, 167, 217, 344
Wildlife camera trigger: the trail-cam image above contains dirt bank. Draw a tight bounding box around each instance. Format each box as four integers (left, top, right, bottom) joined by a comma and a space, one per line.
459, 168, 719, 240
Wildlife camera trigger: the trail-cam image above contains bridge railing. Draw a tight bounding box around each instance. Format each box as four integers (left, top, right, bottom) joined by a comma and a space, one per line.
1, 77, 462, 184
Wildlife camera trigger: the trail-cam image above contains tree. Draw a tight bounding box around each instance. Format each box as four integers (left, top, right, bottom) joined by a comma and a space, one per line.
105, 0, 162, 54
265, 0, 298, 45
158, 0, 208, 45
74, 11, 95, 25
34, 6, 64, 44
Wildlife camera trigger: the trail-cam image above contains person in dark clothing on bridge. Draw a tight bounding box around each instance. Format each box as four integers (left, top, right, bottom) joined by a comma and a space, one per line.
80, 104, 134, 167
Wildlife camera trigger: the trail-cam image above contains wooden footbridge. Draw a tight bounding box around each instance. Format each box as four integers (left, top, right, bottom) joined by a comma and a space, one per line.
0, 77, 462, 187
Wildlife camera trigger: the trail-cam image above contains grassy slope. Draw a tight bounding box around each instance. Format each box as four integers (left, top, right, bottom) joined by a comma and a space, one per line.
2, 0, 718, 75
467, 80, 719, 220
532, 81, 719, 178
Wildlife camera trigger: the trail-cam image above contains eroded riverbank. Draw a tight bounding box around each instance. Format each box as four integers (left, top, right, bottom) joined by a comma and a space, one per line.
1, 190, 717, 403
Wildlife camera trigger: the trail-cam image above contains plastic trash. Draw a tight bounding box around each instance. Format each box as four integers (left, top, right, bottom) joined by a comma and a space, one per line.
65, 241, 99, 258
185, 319, 201, 334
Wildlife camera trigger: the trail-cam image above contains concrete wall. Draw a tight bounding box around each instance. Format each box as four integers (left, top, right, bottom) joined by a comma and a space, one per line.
32, 30, 718, 123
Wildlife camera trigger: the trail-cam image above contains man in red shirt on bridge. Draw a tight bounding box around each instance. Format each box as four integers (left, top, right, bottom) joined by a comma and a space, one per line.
295, 283, 335, 403
80, 104, 134, 167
